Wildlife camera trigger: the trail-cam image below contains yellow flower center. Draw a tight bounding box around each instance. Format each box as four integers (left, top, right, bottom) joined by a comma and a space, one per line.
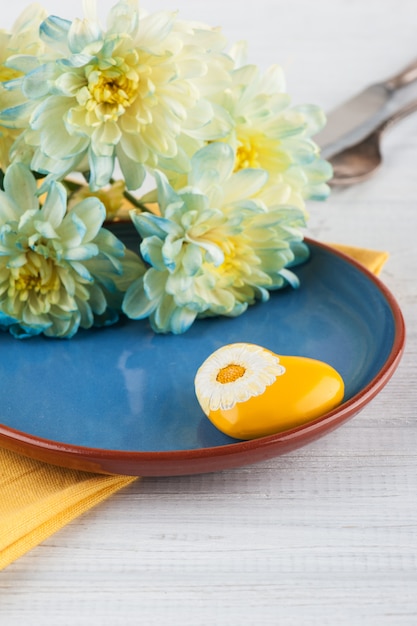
234, 138, 261, 171
0, 64, 22, 83
216, 363, 246, 384
10, 255, 60, 302
233, 131, 290, 173
218, 242, 237, 274
87, 67, 139, 113
211, 237, 250, 285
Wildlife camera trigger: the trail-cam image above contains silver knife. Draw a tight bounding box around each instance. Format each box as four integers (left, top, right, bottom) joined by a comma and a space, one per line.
316, 58, 417, 158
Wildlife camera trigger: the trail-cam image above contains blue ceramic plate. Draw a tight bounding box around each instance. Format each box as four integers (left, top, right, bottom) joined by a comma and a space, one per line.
0, 240, 405, 476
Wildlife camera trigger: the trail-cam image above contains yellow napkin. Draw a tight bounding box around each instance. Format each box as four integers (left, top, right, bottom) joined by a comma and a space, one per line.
329, 242, 389, 276
0, 449, 136, 570
0, 243, 388, 571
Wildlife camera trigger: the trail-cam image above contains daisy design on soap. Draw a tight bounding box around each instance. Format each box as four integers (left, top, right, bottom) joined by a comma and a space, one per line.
194, 342, 344, 440
195, 343, 285, 414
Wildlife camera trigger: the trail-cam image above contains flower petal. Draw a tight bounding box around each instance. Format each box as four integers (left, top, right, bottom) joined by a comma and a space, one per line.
182, 242, 203, 276
67, 17, 102, 55
122, 275, 156, 319
140, 235, 166, 270
136, 11, 176, 50
3, 163, 38, 213
222, 168, 268, 205
40, 182, 67, 228
107, 0, 138, 36
116, 144, 146, 191
88, 151, 115, 190
92, 121, 122, 150
23, 63, 58, 100
168, 306, 197, 334
40, 16, 71, 52
0, 192, 21, 222
131, 210, 180, 240
190, 142, 235, 190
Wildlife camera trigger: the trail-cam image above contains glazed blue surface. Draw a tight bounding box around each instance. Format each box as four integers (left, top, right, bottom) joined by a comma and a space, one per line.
0, 243, 396, 452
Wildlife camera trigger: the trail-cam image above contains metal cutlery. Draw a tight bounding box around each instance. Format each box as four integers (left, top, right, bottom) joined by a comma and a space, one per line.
329, 98, 417, 186
316, 58, 417, 158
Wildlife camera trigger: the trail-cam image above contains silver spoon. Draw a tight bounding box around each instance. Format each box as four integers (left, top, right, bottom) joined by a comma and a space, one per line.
328, 98, 417, 186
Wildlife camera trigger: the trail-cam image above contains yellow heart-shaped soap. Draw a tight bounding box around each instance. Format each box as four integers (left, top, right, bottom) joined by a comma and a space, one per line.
194, 343, 344, 439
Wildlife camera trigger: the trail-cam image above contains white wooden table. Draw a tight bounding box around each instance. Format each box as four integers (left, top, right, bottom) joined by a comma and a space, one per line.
2, 1, 417, 624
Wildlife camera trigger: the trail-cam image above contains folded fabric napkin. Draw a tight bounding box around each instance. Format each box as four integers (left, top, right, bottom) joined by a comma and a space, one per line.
328, 242, 389, 276
0, 243, 388, 570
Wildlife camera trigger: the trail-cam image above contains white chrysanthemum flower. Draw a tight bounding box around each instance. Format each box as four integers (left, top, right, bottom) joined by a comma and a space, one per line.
0, 163, 144, 338
194, 343, 286, 415
213, 59, 332, 208
122, 142, 309, 334
0, 4, 48, 170
1, 0, 232, 190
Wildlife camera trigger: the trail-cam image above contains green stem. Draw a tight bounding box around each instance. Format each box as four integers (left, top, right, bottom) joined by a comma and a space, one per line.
62, 175, 151, 212
108, 178, 150, 212
122, 189, 150, 212
82, 171, 91, 185
61, 178, 83, 203
63, 179, 82, 193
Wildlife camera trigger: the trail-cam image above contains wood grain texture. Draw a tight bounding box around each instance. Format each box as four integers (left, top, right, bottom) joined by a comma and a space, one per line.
1, 1, 417, 624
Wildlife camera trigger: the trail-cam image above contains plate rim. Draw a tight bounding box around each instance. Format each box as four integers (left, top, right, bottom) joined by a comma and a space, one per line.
0, 239, 406, 476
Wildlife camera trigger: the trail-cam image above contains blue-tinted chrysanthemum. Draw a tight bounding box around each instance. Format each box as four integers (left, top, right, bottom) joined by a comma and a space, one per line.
213, 53, 332, 208
122, 142, 308, 334
1, 0, 232, 190
0, 163, 144, 338
0, 4, 48, 170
